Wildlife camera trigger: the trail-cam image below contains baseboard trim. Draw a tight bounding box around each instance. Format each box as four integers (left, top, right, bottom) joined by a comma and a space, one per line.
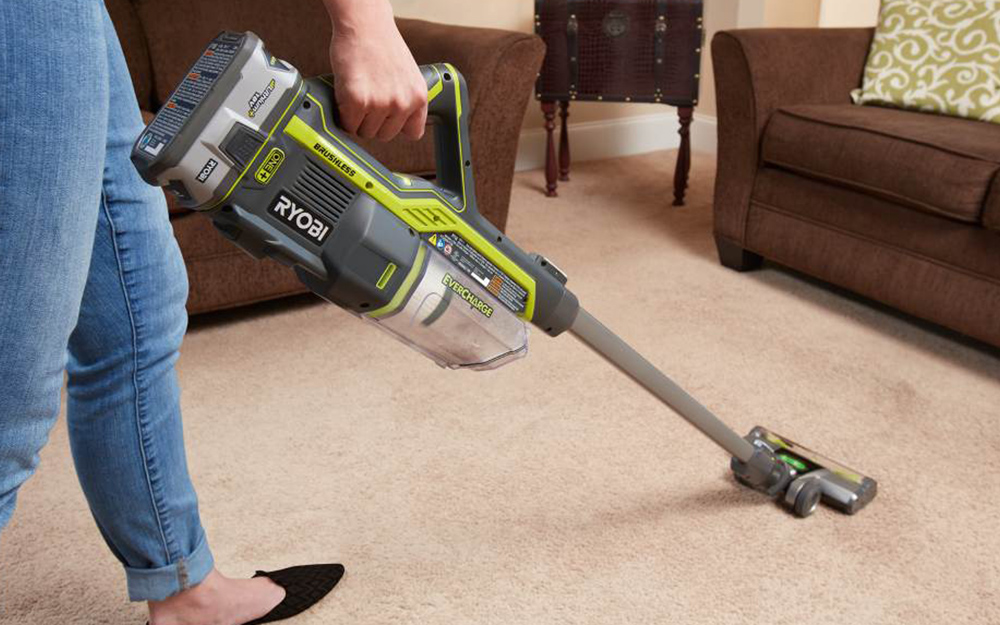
515, 111, 717, 172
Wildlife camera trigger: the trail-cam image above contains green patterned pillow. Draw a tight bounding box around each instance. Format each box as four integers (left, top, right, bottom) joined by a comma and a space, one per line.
852, 0, 1000, 123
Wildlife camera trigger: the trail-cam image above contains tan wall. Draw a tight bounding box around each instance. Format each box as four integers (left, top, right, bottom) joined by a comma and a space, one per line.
389, 0, 533, 31
819, 0, 880, 27
764, 0, 821, 28
389, 0, 740, 129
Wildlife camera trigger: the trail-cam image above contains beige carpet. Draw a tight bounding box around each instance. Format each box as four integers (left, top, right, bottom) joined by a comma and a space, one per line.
3, 151, 999, 625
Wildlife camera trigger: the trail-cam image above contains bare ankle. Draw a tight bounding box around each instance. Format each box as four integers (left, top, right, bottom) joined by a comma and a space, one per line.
147, 569, 223, 625
147, 568, 284, 625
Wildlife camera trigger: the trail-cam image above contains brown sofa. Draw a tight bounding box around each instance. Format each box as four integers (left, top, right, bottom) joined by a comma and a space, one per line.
712, 28, 1000, 349
107, 0, 544, 314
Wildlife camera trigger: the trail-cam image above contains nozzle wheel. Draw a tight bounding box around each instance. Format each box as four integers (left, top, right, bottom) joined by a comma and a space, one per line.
791, 479, 822, 518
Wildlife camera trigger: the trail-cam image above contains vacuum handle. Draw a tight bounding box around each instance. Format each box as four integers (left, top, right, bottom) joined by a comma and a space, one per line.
420, 64, 477, 212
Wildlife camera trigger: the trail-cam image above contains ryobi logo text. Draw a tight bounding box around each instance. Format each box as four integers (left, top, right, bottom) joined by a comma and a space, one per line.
442, 274, 494, 318
196, 158, 218, 183
247, 79, 276, 118
268, 192, 331, 244
312, 142, 357, 179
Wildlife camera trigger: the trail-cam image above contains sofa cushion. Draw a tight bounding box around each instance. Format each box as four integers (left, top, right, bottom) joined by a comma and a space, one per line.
761, 104, 1000, 224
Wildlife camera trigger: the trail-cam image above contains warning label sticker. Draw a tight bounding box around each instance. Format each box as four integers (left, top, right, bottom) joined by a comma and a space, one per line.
139, 32, 245, 157
428, 232, 527, 315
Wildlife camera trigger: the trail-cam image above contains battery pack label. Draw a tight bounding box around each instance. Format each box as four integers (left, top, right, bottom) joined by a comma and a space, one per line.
138, 32, 245, 158
427, 232, 527, 315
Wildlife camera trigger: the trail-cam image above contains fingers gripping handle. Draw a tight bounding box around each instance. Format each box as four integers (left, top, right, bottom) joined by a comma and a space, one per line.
421, 64, 477, 212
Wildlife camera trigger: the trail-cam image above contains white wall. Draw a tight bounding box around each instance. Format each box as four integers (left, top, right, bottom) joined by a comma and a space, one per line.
819, 0, 880, 27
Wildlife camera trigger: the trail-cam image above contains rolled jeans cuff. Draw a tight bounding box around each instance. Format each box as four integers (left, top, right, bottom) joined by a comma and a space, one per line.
125, 534, 215, 602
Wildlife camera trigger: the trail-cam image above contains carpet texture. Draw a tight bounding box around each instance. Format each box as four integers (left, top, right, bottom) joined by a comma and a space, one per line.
2, 151, 999, 624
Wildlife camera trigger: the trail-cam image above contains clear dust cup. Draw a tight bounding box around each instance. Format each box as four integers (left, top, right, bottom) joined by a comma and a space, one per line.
364, 243, 528, 370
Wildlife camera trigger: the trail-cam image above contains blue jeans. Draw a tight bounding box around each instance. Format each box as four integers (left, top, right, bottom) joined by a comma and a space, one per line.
0, 0, 214, 601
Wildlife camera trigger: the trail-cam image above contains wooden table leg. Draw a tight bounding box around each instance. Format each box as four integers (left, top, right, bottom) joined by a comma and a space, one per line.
542, 101, 558, 197
559, 100, 571, 181
673, 106, 693, 206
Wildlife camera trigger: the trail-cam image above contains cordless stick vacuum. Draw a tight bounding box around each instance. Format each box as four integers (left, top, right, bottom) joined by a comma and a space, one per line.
132, 32, 877, 518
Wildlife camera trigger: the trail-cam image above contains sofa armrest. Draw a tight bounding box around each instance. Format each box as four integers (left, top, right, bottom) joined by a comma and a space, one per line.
711, 28, 873, 244
396, 18, 545, 231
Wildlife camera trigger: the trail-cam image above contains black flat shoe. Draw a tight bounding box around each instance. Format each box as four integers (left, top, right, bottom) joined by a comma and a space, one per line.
143, 563, 345, 625
245, 563, 345, 624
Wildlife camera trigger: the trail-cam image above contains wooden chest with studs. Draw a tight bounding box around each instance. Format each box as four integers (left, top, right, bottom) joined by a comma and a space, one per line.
534, 0, 704, 106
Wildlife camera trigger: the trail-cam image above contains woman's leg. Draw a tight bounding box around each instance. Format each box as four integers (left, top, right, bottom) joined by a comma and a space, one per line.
65, 6, 283, 621
0, 0, 108, 532
63, 4, 210, 601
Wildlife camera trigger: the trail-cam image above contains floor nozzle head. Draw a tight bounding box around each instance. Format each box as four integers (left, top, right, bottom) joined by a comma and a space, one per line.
732, 426, 878, 517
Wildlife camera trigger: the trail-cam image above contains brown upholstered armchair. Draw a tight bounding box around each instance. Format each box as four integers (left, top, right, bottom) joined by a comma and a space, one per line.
712, 28, 1000, 349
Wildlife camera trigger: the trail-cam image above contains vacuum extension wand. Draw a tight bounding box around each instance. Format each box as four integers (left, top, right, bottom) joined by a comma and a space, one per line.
570, 308, 756, 463
570, 307, 794, 500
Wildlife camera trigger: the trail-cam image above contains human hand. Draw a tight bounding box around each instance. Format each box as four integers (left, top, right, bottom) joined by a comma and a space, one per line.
325, 0, 427, 141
